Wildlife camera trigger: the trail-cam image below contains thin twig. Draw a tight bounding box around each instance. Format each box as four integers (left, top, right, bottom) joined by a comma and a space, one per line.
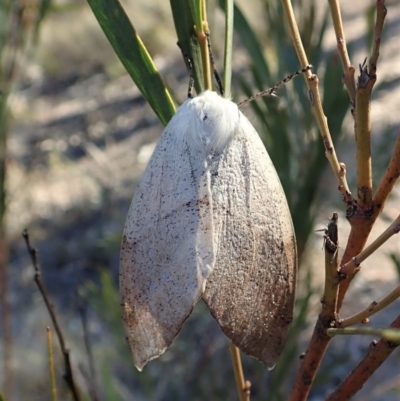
325, 314, 400, 401
22, 229, 81, 401
327, 327, 400, 342
282, 0, 354, 205
280, 0, 311, 70
328, 0, 356, 104
338, 285, 400, 328
47, 327, 58, 401
340, 214, 400, 279
369, 0, 387, 75
229, 343, 251, 401
373, 132, 400, 210
308, 75, 354, 205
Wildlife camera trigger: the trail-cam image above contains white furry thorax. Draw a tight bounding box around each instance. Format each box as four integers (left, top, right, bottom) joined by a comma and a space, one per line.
176, 90, 240, 155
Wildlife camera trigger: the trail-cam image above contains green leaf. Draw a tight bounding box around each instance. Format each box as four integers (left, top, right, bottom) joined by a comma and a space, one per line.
225, 1, 271, 82
189, 0, 203, 33
170, 0, 204, 94
222, 0, 234, 98
87, 0, 175, 126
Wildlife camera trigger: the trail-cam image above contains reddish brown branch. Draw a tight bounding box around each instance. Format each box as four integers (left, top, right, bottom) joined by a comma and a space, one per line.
338, 284, 400, 328
337, 208, 400, 310
336, 206, 380, 310
290, 3, 391, 396
289, 319, 332, 401
354, 61, 375, 208
23, 229, 81, 401
325, 314, 400, 401
290, 206, 387, 399
373, 133, 400, 210
289, 214, 340, 400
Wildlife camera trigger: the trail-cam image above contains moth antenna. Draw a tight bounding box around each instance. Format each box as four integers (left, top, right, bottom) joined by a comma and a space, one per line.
205, 30, 224, 96
177, 41, 195, 99
238, 65, 313, 107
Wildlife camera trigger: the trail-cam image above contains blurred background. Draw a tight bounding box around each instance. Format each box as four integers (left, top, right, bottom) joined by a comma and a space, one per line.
1, 0, 400, 400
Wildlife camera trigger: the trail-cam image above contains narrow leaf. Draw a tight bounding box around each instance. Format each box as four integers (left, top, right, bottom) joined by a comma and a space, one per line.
87, 0, 175, 126
223, 0, 234, 98
170, 0, 204, 94
223, 1, 271, 82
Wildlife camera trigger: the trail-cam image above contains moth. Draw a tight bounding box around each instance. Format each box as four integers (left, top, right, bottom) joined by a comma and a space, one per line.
119, 78, 306, 370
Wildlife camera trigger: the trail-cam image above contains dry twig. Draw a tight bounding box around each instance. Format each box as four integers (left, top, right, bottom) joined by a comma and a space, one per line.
22, 229, 81, 401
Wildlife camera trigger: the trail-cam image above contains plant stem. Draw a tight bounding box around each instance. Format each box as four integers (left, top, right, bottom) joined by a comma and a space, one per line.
326, 314, 400, 400
369, 0, 387, 75
327, 327, 400, 342
321, 213, 340, 323
373, 132, 400, 209
307, 76, 354, 204
336, 220, 375, 308
229, 343, 250, 401
281, 1, 349, 398
280, 0, 309, 68
355, 62, 374, 207
193, 0, 212, 90
281, 0, 353, 205
289, 213, 340, 401
223, 0, 233, 98
328, 0, 356, 103
23, 230, 81, 401
47, 328, 58, 401
338, 285, 400, 328
339, 214, 400, 282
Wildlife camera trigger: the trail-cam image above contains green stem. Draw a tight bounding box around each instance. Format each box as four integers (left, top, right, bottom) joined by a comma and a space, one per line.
223, 0, 233, 98
327, 327, 400, 343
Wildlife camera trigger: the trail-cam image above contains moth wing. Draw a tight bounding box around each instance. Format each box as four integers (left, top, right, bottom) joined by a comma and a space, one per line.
203, 112, 297, 369
120, 108, 214, 371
